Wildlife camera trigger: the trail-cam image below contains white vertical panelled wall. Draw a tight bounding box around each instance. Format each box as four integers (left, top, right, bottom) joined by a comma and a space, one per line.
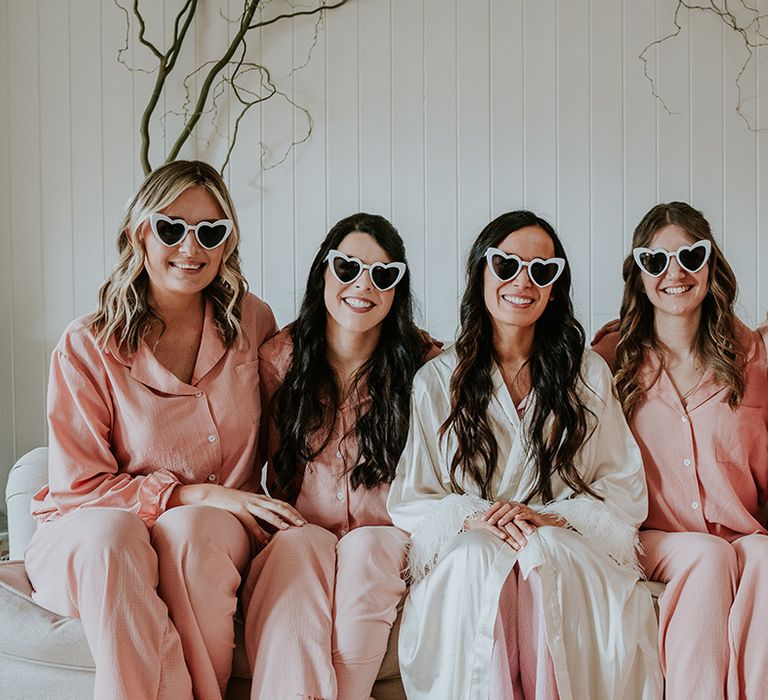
1, 0, 767, 500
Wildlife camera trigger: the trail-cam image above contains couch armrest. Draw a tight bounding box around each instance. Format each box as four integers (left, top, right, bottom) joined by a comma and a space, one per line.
6, 447, 48, 560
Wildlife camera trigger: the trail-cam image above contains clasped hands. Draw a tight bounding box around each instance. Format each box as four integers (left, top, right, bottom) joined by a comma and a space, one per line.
464, 501, 567, 551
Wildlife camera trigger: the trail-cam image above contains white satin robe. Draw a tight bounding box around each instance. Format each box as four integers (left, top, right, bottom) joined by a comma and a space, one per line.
387, 346, 662, 700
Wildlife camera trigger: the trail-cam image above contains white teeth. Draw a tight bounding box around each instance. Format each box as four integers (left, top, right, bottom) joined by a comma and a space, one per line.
172, 262, 202, 270
663, 286, 691, 295
502, 294, 534, 306
343, 298, 374, 309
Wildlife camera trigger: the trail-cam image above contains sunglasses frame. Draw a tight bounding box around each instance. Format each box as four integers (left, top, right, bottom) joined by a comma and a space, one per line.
148, 212, 234, 250
632, 239, 712, 277
324, 249, 406, 292
484, 247, 566, 288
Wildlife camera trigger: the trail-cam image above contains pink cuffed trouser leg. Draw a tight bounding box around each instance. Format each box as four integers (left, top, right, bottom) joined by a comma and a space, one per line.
490, 567, 559, 700
25, 509, 193, 700
152, 505, 252, 700
640, 530, 738, 700
729, 534, 768, 700
243, 523, 407, 700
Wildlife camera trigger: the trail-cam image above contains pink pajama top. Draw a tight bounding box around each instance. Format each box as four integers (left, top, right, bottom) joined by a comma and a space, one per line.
32, 293, 278, 528
595, 321, 768, 539
258, 328, 441, 538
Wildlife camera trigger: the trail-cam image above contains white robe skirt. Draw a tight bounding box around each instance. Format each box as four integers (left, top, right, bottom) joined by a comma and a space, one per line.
387, 347, 662, 700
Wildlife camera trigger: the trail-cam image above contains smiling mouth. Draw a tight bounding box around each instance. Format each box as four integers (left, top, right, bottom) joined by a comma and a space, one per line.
501, 294, 535, 307
662, 285, 693, 296
343, 297, 375, 312
170, 261, 204, 272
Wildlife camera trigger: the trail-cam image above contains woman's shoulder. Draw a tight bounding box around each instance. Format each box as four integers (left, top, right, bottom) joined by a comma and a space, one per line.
240, 292, 278, 339
413, 343, 457, 392
591, 330, 620, 372
579, 347, 615, 405
55, 313, 103, 359
258, 325, 294, 378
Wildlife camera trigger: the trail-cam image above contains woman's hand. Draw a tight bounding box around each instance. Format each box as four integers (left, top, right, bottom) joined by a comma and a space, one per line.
476, 501, 567, 551
168, 484, 304, 546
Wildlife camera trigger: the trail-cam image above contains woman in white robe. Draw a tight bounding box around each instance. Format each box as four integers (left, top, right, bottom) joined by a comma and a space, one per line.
387, 211, 662, 700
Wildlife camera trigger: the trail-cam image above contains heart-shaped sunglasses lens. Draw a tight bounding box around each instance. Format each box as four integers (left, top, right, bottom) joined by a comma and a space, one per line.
370, 265, 403, 291
677, 245, 709, 273
196, 223, 230, 249
529, 260, 562, 287
490, 254, 522, 281
331, 256, 363, 283
636, 250, 669, 276
153, 219, 188, 246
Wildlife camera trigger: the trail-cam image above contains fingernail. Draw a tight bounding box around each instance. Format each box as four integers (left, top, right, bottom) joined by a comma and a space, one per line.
280, 523, 289, 529
296, 519, 304, 525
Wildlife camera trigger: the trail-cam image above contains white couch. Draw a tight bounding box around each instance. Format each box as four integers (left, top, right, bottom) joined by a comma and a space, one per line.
0, 448, 406, 700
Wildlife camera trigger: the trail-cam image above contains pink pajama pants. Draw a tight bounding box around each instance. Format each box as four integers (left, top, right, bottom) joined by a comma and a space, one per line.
242, 523, 408, 700
25, 506, 252, 700
640, 529, 768, 700
490, 567, 560, 700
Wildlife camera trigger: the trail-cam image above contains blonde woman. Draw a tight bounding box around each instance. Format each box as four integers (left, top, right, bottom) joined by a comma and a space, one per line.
593, 202, 768, 699
25, 160, 304, 700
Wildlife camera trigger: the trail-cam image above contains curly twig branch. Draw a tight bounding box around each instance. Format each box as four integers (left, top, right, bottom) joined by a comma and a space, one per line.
640, 0, 768, 131
118, 0, 350, 174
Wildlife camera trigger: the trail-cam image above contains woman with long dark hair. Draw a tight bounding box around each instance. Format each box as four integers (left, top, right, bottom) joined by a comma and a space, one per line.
242, 213, 440, 700
388, 211, 661, 699
593, 202, 768, 699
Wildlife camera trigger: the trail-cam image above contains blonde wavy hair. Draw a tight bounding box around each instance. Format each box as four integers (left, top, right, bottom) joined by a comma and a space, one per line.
615, 201, 744, 418
89, 160, 248, 352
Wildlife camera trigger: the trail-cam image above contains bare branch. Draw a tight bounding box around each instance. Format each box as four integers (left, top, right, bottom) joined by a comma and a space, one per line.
132, 0, 163, 60
120, 0, 347, 172
166, 0, 264, 163
640, 0, 768, 130
250, 0, 349, 30
114, 0, 154, 74
136, 0, 198, 173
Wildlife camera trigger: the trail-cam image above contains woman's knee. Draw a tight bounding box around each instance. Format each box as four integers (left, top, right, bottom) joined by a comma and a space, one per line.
263, 523, 337, 562
733, 534, 768, 574
336, 527, 408, 590
439, 528, 508, 569
67, 509, 155, 575
152, 505, 251, 572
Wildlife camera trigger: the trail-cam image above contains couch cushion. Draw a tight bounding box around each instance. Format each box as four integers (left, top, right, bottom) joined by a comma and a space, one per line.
0, 560, 95, 670
6, 447, 48, 560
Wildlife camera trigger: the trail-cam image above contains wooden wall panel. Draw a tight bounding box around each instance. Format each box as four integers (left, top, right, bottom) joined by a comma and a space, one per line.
1, 0, 767, 500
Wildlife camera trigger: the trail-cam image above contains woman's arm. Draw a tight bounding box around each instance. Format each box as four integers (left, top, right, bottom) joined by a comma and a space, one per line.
46, 344, 180, 527
538, 354, 648, 573
387, 364, 491, 583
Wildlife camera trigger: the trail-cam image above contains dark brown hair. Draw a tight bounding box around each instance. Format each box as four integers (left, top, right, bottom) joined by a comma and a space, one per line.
439, 210, 599, 503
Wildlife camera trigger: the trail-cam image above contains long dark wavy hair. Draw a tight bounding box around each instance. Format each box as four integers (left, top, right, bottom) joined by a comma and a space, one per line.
270, 213, 427, 498
439, 211, 599, 503
615, 202, 743, 418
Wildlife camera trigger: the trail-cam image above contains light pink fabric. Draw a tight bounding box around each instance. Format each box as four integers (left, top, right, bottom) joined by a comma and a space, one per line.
25, 509, 194, 700
33, 293, 277, 525
594, 322, 768, 539
595, 322, 768, 699
640, 529, 768, 700
490, 568, 560, 700
152, 506, 252, 698
243, 523, 408, 700
247, 329, 440, 699
25, 293, 277, 699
